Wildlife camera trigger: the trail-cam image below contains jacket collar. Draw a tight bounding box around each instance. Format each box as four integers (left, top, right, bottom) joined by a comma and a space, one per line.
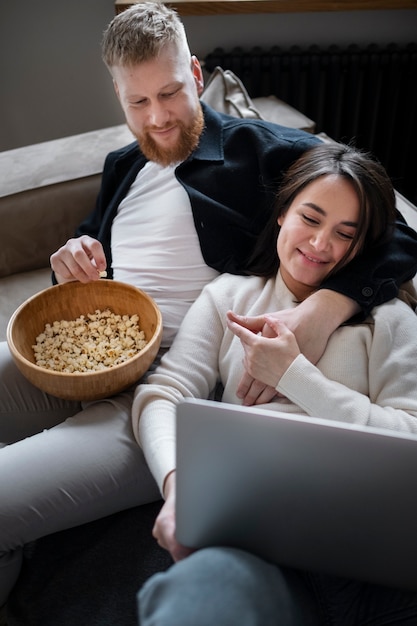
189, 102, 225, 163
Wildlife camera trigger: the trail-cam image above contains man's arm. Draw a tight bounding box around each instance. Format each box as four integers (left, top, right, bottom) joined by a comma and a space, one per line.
322, 215, 417, 315
50, 235, 107, 284
234, 290, 358, 406
237, 214, 417, 406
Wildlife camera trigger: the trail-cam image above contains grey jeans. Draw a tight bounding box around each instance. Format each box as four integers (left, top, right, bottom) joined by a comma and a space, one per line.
139, 547, 320, 626
138, 547, 417, 626
0, 342, 160, 605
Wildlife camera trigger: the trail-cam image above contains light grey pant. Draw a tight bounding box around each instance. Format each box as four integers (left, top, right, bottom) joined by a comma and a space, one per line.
0, 342, 160, 605
138, 547, 321, 626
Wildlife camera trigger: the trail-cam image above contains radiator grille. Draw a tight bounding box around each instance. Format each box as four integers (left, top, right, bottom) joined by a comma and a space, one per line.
205, 43, 417, 204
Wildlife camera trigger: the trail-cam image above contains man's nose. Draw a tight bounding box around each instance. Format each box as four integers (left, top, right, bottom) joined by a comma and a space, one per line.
147, 101, 169, 127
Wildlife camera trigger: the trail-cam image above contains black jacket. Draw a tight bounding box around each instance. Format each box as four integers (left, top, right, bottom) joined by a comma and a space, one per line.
75, 103, 417, 314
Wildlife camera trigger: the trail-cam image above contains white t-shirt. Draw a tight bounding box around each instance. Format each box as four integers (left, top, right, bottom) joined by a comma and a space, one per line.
111, 161, 219, 346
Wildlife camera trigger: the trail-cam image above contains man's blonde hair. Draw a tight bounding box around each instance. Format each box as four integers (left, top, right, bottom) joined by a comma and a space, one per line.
102, 2, 190, 67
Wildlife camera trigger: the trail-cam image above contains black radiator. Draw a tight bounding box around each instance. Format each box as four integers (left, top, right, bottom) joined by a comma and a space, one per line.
205, 43, 417, 204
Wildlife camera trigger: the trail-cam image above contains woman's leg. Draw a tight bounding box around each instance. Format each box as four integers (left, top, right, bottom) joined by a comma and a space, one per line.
138, 547, 321, 626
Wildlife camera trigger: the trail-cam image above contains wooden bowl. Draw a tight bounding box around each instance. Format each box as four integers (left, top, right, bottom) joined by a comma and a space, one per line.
6, 280, 162, 401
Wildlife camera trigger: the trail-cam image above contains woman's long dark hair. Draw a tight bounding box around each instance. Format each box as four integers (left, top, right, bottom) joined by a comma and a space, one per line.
247, 142, 396, 278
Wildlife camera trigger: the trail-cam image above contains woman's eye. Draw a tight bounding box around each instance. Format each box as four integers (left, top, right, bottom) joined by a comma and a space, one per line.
338, 231, 355, 240
302, 214, 319, 225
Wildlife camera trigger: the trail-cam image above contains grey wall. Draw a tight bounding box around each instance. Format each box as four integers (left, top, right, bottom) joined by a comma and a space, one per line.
1, 3, 416, 151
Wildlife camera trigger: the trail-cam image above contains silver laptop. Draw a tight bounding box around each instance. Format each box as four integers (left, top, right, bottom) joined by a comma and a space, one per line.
176, 398, 417, 591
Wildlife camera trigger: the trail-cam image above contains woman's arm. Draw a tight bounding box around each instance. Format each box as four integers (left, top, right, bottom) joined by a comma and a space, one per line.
132, 281, 229, 559
233, 290, 359, 405
152, 472, 194, 562
228, 301, 417, 433
132, 280, 226, 492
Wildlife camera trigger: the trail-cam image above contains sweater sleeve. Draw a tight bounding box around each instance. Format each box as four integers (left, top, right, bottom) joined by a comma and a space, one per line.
277, 299, 417, 433
132, 279, 226, 493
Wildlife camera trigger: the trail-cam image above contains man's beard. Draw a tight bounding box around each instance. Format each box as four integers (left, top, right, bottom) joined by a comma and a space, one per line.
134, 106, 204, 167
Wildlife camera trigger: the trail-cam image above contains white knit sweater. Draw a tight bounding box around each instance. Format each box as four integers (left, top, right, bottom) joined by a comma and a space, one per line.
132, 272, 417, 493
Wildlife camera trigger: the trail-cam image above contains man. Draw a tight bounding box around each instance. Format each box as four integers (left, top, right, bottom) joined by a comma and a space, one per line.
0, 2, 416, 610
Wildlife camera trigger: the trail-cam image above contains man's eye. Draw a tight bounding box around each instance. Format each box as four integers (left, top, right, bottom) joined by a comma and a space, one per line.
162, 88, 180, 99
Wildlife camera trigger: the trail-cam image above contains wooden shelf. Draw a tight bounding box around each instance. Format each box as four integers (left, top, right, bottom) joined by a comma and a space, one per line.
115, 0, 417, 17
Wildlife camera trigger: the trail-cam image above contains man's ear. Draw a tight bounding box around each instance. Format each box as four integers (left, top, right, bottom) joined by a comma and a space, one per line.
113, 79, 121, 100
191, 55, 204, 96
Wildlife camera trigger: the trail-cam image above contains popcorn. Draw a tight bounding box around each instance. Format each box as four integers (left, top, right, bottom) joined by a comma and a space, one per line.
33, 308, 148, 373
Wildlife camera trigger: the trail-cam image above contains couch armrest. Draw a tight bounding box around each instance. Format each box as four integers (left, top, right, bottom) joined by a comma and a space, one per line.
0, 176, 101, 278
0, 125, 134, 278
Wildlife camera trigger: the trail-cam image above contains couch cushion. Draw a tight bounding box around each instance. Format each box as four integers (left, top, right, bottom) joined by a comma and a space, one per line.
0, 268, 51, 342
396, 191, 417, 237
0, 176, 101, 279
253, 95, 315, 133
201, 66, 263, 120
201, 66, 315, 132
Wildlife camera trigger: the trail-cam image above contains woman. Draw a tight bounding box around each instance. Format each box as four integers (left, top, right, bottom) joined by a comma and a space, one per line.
133, 142, 417, 625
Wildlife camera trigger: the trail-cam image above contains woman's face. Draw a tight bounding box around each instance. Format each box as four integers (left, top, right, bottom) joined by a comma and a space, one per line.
277, 174, 360, 301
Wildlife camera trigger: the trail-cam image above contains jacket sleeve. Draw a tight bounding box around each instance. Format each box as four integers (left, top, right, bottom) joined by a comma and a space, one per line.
321, 211, 417, 315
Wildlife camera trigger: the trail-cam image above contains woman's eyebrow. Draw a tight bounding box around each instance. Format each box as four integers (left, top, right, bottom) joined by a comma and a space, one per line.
303, 202, 358, 227
303, 202, 326, 216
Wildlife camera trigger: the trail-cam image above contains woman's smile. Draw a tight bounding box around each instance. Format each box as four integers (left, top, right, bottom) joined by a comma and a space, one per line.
297, 249, 329, 265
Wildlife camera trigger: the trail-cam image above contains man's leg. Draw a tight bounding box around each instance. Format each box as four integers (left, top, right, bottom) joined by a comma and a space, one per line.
0, 341, 160, 605
138, 547, 321, 626
0, 341, 81, 444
